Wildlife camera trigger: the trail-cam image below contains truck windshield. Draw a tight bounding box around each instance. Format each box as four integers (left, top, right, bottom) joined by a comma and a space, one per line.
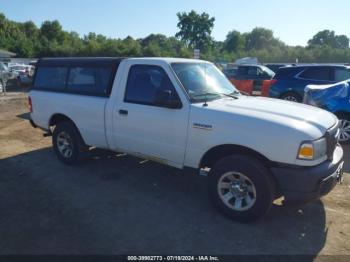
172, 62, 239, 103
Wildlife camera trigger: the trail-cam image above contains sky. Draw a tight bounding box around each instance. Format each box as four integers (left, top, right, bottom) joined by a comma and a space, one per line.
1, 0, 349, 46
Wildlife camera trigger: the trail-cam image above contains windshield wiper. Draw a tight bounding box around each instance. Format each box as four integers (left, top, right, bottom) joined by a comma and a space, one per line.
192, 91, 239, 100
233, 90, 250, 96
191, 91, 239, 106
222, 92, 239, 99
191, 92, 220, 99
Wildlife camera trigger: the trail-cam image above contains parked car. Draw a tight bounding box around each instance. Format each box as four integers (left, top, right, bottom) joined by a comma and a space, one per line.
269, 64, 350, 102
223, 64, 275, 96
29, 57, 343, 222
8, 64, 34, 87
304, 80, 350, 143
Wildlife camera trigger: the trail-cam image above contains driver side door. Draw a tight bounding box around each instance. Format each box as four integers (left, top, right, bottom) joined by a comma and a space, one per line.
112, 64, 190, 168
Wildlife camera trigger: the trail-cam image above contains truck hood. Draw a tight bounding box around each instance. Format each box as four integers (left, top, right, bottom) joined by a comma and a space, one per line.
200, 96, 337, 138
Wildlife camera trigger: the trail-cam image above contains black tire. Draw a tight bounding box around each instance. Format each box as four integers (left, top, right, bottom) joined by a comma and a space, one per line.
208, 155, 275, 223
280, 92, 302, 103
336, 113, 350, 144
52, 121, 87, 165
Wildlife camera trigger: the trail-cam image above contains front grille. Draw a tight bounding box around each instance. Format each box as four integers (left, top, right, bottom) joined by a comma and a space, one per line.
326, 122, 339, 160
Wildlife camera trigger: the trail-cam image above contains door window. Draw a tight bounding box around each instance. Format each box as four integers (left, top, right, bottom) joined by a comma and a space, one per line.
124, 65, 180, 106
335, 68, 350, 82
299, 67, 333, 81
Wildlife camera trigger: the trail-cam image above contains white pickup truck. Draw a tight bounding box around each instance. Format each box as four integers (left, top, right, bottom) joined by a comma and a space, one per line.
29, 57, 344, 222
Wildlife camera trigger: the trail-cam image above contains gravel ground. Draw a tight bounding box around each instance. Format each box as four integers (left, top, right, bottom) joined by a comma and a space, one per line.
0, 90, 349, 256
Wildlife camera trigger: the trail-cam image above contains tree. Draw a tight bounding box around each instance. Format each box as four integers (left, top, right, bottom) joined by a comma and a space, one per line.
308, 30, 349, 49
40, 20, 64, 42
224, 30, 245, 53
1, 12, 350, 63
245, 27, 283, 50
335, 35, 349, 49
21, 21, 38, 38
175, 10, 215, 51
122, 36, 141, 56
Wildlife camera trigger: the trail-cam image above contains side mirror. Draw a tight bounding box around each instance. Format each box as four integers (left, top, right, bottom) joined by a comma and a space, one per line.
155, 89, 182, 109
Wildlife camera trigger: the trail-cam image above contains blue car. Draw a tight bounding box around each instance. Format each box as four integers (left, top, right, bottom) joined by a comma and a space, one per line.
269, 65, 350, 102
304, 80, 350, 143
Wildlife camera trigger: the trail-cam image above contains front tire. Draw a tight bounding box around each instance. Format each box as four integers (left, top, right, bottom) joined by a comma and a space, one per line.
336, 113, 350, 144
208, 155, 275, 222
52, 122, 87, 165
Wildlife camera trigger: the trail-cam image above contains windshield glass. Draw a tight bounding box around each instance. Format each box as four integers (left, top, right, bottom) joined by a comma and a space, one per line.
261, 66, 275, 78
171, 62, 238, 102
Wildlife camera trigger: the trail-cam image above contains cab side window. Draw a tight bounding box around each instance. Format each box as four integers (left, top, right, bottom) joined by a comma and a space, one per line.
67, 67, 112, 95
124, 65, 181, 107
34, 66, 68, 90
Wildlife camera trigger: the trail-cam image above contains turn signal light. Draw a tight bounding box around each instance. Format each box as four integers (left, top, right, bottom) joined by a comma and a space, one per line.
298, 143, 314, 160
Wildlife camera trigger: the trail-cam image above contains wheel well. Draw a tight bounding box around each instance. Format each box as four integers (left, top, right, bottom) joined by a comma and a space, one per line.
49, 114, 87, 145
280, 91, 301, 99
200, 144, 280, 198
49, 114, 74, 127
200, 144, 271, 169
334, 111, 350, 119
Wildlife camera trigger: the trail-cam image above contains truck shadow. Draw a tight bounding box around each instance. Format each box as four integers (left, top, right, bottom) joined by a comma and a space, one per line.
0, 147, 328, 256
342, 144, 350, 173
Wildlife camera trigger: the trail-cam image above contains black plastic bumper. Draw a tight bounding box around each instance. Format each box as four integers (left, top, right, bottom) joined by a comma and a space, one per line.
271, 146, 344, 204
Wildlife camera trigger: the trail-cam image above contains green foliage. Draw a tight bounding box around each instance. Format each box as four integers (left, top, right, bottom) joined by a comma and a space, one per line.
308, 30, 349, 49
175, 10, 215, 51
0, 12, 349, 64
245, 27, 285, 51
224, 30, 246, 53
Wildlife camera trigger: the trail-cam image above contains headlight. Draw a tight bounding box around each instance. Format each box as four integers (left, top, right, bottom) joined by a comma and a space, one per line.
298, 138, 327, 160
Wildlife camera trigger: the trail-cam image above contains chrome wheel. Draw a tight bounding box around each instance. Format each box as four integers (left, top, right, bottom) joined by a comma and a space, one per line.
283, 95, 298, 102
339, 119, 350, 142
217, 172, 256, 211
57, 131, 74, 158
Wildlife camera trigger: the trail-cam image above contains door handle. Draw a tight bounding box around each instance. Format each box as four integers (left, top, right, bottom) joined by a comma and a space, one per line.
119, 109, 128, 115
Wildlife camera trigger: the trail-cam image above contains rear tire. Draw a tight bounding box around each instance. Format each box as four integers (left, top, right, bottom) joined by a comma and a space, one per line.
52, 121, 87, 165
281, 92, 301, 103
208, 155, 275, 222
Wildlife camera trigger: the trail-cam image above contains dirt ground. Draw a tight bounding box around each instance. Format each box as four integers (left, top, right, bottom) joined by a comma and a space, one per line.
0, 90, 349, 256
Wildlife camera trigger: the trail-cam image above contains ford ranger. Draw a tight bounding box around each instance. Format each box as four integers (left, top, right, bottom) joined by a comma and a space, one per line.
29, 57, 344, 222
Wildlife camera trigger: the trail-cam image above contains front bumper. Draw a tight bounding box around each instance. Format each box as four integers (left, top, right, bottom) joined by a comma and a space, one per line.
271, 145, 344, 203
